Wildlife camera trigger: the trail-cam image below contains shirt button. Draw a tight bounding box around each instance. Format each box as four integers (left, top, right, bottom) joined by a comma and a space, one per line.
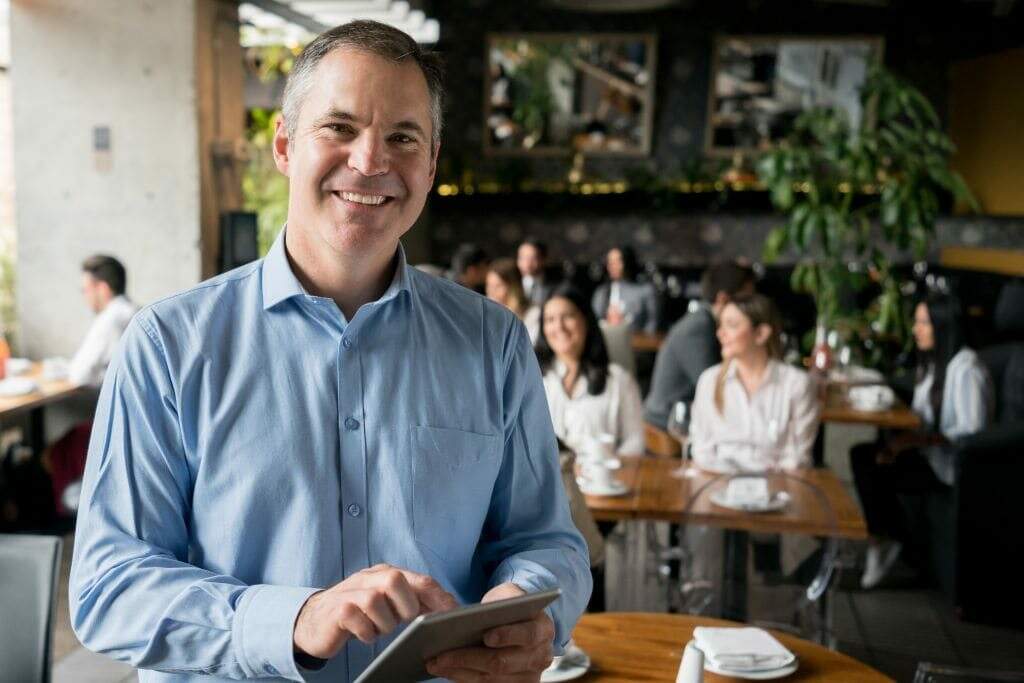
344, 417, 360, 431
342, 337, 353, 349
347, 503, 362, 517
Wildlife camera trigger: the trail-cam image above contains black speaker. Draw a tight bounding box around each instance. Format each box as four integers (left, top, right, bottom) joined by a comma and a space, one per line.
219, 211, 259, 273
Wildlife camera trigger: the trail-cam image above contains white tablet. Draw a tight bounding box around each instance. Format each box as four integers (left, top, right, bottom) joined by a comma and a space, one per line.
354, 588, 561, 683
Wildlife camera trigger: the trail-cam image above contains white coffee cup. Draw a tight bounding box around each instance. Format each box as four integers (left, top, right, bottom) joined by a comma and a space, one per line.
586, 462, 617, 490
724, 477, 770, 508
848, 385, 895, 411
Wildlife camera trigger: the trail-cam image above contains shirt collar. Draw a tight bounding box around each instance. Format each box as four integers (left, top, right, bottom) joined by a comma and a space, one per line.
723, 358, 780, 383
261, 225, 411, 311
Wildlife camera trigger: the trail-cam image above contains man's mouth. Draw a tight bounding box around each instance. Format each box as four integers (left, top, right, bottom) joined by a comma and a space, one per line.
333, 191, 393, 206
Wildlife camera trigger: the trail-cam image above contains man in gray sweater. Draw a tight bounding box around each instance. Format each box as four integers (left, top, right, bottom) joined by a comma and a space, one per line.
644, 262, 755, 430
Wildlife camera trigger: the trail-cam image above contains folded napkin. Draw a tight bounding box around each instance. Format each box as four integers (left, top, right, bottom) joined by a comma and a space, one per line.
693, 627, 795, 672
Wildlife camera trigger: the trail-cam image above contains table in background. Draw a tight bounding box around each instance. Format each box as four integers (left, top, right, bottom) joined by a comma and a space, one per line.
631, 331, 666, 353
0, 363, 84, 453
584, 457, 867, 540
821, 390, 921, 430
572, 612, 893, 682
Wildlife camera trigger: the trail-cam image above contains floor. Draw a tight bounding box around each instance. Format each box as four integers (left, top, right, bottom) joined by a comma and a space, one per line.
50, 526, 1024, 683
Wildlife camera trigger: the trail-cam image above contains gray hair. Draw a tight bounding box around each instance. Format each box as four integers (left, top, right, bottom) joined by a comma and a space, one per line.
281, 20, 444, 149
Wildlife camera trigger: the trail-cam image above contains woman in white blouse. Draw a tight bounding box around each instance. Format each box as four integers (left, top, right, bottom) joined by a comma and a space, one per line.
536, 284, 644, 457
852, 293, 993, 589
689, 293, 820, 472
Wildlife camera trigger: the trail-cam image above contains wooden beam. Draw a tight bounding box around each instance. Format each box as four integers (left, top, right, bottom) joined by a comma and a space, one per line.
940, 245, 1024, 277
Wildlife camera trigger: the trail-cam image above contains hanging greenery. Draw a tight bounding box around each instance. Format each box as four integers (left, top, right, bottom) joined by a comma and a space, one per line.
757, 64, 977, 369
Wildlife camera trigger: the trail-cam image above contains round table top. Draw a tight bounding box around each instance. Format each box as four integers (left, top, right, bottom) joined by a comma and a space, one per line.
571, 613, 893, 682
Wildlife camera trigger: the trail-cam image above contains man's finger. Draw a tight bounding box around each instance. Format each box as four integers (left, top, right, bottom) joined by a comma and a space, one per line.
484, 614, 553, 648
364, 568, 420, 622
335, 602, 377, 644
400, 570, 458, 612
357, 590, 399, 637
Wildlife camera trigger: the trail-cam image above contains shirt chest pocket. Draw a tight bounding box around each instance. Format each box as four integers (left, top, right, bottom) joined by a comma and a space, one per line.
411, 425, 503, 563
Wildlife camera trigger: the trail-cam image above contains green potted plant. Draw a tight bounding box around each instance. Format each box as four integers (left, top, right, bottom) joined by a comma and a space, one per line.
757, 64, 977, 370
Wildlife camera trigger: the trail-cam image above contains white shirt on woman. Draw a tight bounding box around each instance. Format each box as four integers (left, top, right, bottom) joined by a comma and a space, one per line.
543, 362, 644, 456
690, 359, 820, 472
912, 347, 994, 485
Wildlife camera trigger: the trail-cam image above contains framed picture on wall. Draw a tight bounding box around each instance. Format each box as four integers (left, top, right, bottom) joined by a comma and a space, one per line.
484, 33, 657, 156
705, 35, 884, 155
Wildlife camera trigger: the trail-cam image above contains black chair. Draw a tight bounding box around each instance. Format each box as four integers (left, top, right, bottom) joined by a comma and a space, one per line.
0, 534, 63, 682
918, 342, 1024, 628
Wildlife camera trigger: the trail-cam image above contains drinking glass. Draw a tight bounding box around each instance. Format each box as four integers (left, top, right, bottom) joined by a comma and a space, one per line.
667, 401, 696, 478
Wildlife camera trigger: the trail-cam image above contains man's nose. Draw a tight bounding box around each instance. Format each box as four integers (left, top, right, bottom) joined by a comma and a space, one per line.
348, 132, 389, 177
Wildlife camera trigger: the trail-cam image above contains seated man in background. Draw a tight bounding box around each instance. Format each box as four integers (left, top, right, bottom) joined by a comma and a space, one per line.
518, 237, 553, 306
644, 261, 754, 430
68, 254, 137, 387
449, 242, 489, 294
46, 255, 137, 516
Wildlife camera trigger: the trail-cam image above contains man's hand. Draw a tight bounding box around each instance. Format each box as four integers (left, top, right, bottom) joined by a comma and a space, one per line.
426, 583, 555, 682
293, 564, 457, 660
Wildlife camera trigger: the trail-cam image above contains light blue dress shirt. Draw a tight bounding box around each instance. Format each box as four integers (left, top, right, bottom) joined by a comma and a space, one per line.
69, 229, 591, 682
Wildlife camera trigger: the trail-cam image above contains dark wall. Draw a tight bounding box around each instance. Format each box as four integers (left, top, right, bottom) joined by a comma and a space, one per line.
416, 0, 1024, 265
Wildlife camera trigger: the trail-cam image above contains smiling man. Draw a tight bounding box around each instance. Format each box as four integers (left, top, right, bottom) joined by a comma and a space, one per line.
69, 21, 590, 683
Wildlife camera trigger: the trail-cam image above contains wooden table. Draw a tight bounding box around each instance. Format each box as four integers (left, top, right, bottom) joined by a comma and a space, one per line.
631, 331, 666, 353
0, 362, 84, 451
585, 457, 867, 540
821, 395, 921, 430
573, 613, 893, 682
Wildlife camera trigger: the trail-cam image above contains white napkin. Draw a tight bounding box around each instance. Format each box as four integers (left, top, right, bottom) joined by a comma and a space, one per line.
693, 627, 795, 672
0, 377, 39, 397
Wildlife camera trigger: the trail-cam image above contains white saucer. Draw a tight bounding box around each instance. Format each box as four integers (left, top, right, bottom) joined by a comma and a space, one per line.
577, 478, 630, 497
705, 657, 799, 680
541, 642, 590, 682
710, 490, 790, 513
848, 400, 894, 412
0, 377, 39, 397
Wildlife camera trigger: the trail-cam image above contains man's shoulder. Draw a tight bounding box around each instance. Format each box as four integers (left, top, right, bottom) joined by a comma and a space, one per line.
136, 260, 263, 331
408, 265, 519, 329
667, 308, 715, 340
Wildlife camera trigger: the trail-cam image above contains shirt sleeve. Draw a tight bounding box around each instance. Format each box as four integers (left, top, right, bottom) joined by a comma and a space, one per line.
615, 369, 645, 455
641, 284, 660, 334
942, 358, 993, 440
69, 316, 318, 681
478, 320, 592, 650
779, 370, 821, 470
689, 368, 718, 468
67, 317, 111, 386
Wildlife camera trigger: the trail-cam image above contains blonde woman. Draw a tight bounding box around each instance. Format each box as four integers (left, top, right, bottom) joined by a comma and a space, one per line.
486, 258, 540, 344
689, 293, 819, 472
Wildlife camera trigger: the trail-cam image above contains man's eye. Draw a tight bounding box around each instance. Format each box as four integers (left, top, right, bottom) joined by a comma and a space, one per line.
327, 124, 353, 134
392, 134, 415, 144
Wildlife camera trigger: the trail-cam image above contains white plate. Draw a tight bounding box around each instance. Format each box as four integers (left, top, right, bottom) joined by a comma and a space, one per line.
577, 478, 630, 497
0, 377, 39, 397
5, 358, 31, 376
705, 657, 799, 680
541, 642, 590, 682
848, 400, 894, 412
709, 490, 790, 513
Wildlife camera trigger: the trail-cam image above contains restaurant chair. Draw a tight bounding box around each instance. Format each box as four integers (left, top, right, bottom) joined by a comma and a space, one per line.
913, 662, 1024, 682
644, 422, 682, 458
0, 534, 63, 682
915, 342, 1024, 627
675, 470, 840, 646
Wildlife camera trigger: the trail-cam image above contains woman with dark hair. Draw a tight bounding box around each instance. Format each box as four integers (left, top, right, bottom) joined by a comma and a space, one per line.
537, 284, 644, 456
689, 293, 820, 472
591, 245, 660, 333
851, 292, 994, 589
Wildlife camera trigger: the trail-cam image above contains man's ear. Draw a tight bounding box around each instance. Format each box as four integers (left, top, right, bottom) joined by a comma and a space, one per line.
428, 141, 441, 184
272, 116, 291, 176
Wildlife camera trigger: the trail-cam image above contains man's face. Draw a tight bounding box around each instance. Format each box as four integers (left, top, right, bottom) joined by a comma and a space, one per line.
517, 244, 542, 278
273, 48, 438, 256
80, 273, 106, 313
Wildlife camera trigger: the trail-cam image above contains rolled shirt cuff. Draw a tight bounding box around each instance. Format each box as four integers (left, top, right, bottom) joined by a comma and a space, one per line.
232, 584, 321, 682
489, 562, 568, 654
